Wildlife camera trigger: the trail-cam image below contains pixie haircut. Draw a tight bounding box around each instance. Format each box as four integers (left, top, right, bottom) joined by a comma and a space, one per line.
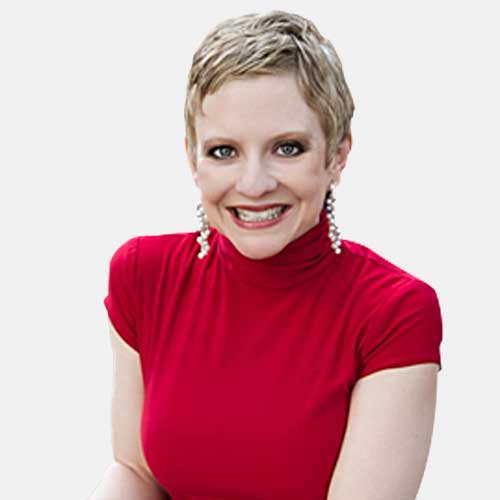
184, 10, 355, 173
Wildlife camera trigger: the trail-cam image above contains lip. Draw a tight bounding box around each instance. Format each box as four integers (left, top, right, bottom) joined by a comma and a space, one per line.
227, 205, 292, 229
229, 203, 290, 211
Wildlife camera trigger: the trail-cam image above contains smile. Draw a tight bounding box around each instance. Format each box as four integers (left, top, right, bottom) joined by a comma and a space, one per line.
235, 205, 288, 220
228, 205, 291, 229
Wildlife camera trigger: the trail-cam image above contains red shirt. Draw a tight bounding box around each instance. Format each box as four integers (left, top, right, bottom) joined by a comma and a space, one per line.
104, 208, 443, 500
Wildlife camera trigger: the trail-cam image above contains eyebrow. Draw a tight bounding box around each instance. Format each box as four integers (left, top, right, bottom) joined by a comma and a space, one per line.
201, 130, 313, 148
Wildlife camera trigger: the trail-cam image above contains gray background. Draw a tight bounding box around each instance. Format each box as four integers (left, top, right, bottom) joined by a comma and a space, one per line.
1, 1, 498, 498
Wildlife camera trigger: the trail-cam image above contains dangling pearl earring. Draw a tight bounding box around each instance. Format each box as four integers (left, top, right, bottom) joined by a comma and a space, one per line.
325, 184, 342, 254
196, 201, 210, 259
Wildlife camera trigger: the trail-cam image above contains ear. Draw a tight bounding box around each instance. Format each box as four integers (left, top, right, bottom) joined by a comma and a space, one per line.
185, 136, 199, 188
327, 132, 353, 185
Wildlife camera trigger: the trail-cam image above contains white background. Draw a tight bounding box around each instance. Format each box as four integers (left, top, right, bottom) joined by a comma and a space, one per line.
1, 1, 498, 499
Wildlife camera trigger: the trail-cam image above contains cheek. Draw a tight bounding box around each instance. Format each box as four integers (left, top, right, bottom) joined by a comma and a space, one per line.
197, 167, 231, 201
279, 168, 326, 200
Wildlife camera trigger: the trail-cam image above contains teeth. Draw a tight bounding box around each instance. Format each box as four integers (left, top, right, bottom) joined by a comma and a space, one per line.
234, 205, 287, 222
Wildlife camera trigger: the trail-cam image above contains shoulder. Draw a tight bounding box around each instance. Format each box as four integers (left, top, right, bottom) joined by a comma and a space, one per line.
138, 230, 195, 255
340, 238, 439, 309
134, 229, 200, 274
108, 229, 200, 277
341, 239, 419, 280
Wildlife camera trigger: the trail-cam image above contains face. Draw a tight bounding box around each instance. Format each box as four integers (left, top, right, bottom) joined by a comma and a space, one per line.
186, 72, 351, 260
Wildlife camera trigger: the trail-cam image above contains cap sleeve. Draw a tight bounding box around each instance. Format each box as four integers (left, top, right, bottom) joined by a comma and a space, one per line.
356, 279, 443, 380
103, 236, 140, 351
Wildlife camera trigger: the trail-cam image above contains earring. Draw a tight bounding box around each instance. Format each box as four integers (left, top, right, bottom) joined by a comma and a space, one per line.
325, 184, 342, 255
196, 201, 210, 259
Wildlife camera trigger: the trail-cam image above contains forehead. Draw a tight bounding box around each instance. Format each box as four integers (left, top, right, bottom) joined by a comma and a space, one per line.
195, 73, 322, 143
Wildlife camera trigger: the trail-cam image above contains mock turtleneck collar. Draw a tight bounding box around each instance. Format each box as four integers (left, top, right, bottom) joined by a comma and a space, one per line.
211, 208, 339, 289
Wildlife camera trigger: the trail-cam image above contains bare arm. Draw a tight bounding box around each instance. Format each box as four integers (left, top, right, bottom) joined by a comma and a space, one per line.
88, 462, 168, 500
88, 322, 168, 500
327, 363, 439, 500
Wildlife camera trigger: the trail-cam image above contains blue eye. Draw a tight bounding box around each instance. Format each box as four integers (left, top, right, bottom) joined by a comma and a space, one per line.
208, 145, 235, 159
207, 141, 306, 160
277, 141, 304, 156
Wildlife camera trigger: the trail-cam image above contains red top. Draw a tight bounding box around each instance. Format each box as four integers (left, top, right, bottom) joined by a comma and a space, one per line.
104, 208, 443, 500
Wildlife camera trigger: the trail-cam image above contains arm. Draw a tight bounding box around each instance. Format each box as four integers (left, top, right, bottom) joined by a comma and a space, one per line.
327, 363, 439, 500
89, 462, 168, 500
88, 322, 168, 500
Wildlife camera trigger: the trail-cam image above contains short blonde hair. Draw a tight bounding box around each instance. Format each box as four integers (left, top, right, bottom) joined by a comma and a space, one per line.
184, 10, 355, 170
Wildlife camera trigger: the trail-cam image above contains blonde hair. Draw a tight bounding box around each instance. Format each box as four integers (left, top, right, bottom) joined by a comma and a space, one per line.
184, 10, 355, 170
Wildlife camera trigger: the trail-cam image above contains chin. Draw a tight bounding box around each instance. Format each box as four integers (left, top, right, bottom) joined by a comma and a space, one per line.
232, 238, 287, 260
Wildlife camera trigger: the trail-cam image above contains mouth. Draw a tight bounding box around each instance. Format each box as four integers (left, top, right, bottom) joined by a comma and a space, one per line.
229, 204, 290, 218
227, 204, 292, 227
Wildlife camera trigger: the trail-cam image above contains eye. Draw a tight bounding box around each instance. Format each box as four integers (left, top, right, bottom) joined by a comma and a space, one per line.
206, 141, 306, 160
207, 145, 235, 160
277, 141, 305, 157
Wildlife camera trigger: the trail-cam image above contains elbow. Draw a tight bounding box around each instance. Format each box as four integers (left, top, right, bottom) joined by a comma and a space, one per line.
113, 459, 159, 491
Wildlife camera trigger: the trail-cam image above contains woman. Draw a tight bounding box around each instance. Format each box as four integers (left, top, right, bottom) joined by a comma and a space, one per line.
93, 10, 443, 500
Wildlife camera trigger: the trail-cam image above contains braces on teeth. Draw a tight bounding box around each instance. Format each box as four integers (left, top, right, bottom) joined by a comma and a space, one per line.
234, 206, 287, 221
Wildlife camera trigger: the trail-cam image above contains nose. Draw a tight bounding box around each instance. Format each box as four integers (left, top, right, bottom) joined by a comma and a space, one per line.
235, 158, 278, 198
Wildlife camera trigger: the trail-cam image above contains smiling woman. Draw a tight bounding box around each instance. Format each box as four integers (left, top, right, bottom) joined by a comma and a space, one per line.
187, 71, 351, 260
97, 9, 443, 500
